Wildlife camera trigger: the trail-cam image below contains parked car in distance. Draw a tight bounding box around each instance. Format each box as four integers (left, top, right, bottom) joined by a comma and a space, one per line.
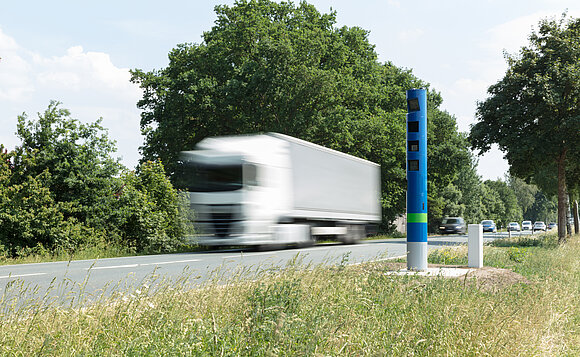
521, 221, 533, 231
508, 222, 520, 231
533, 221, 546, 232
481, 220, 497, 233
439, 217, 466, 234
547, 222, 557, 230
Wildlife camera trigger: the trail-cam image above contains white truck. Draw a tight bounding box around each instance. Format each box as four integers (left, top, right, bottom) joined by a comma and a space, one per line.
176, 133, 381, 247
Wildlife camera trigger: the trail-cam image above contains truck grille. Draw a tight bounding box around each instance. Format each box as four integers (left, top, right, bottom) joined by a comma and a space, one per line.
193, 204, 242, 238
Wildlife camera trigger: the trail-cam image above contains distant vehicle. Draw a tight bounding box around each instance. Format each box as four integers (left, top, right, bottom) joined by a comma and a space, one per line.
533, 221, 546, 232
175, 133, 381, 248
439, 217, 466, 234
508, 222, 520, 231
547, 222, 557, 230
521, 221, 533, 231
481, 220, 497, 233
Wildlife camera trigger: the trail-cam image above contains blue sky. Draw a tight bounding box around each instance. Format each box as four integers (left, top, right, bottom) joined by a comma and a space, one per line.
1, 0, 579, 180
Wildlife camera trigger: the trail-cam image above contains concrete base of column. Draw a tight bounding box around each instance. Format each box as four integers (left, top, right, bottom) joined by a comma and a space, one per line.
407, 241, 427, 271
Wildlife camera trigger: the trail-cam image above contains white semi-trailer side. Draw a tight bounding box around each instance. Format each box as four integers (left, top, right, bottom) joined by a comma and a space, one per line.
176, 133, 381, 247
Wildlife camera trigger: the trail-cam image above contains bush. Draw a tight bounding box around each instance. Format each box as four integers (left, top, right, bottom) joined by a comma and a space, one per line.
428, 246, 468, 265
0, 104, 192, 258
97, 161, 190, 254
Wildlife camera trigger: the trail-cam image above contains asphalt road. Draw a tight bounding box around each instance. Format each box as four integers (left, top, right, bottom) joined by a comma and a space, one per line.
0, 231, 540, 306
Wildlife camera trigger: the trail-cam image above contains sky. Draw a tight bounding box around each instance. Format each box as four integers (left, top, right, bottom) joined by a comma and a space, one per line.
1, 0, 579, 180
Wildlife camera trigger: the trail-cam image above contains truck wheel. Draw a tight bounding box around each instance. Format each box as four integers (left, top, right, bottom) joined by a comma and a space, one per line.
341, 224, 364, 244
296, 226, 315, 248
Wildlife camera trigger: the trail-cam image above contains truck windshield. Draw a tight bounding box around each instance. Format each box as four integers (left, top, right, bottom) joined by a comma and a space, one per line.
174, 161, 243, 192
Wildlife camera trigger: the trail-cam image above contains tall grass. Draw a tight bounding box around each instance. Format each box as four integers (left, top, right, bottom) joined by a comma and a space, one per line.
0, 235, 578, 355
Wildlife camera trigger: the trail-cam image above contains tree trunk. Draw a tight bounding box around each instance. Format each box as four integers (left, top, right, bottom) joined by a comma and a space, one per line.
574, 200, 579, 235
566, 194, 572, 236
557, 149, 568, 244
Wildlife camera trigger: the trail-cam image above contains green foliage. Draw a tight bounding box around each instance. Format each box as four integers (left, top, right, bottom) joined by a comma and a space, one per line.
454, 160, 487, 224
507, 247, 529, 263
102, 161, 189, 253
483, 179, 522, 227
13, 101, 122, 222
131, 0, 470, 228
526, 190, 558, 223
427, 246, 468, 265
508, 176, 538, 214
0, 148, 100, 254
470, 14, 580, 240
490, 236, 541, 248
2, 235, 579, 355
0, 103, 188, 257
246, 279, 302, 344
471, 15, 580, 175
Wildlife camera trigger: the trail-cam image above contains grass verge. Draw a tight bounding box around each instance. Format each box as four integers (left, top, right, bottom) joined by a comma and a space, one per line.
0, 235, 578, 355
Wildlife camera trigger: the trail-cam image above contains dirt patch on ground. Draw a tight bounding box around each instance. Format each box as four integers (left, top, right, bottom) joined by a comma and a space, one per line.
373, 262, 531, 292
460, 266, 531, 292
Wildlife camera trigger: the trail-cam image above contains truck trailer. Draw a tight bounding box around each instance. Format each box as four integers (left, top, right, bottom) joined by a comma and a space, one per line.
175, 133, 381, 247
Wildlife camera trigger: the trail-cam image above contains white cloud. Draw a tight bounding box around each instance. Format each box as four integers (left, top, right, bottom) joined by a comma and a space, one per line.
0, 28, 34, 101
0, 27, 143, 168
0, 28, 18, 51
34, 45, 138, 95
397, 28, 424, 42
453, 78, 490, 97
387, 0, 401, 8
483, 10, 580, 56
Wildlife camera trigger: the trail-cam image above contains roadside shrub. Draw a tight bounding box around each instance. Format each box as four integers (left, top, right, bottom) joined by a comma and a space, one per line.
428, 246, 467, 265
0, 104, 192, 258
0, 168, 96, 255
489, 233, 558, 248
507, 247, 528, 263
98, 161, 190, 254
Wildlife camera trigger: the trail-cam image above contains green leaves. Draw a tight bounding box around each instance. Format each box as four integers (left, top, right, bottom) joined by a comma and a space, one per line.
0, 103, 188, 256
104, 161, 188, 253
471, 15, 580, 180
470, 14, 580, 240
131, 0, 467, 229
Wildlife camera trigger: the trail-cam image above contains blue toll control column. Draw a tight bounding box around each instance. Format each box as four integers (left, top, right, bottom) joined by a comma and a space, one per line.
406, 89, 428, 271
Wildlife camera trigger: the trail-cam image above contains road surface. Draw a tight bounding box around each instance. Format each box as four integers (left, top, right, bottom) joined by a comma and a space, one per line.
0, 231, 536, 306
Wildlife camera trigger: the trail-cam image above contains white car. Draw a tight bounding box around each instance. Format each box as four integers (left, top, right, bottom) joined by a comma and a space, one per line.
533, 221, 546, 232
508, 222, 520, 231
521, 221, 532, 231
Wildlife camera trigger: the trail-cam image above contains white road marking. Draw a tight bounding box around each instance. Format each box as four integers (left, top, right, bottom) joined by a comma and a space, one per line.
150, 259, 201, 265
0, 272, 47, 279
91, 264, 139, 270
89, 259, 201, 271
223, 252, 277, 259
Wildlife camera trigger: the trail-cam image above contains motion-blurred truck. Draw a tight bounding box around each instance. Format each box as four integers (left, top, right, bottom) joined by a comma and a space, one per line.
175, 133, 381, 247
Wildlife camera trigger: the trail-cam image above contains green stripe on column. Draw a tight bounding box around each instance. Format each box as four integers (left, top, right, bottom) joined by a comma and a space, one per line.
407, 213, 427, 223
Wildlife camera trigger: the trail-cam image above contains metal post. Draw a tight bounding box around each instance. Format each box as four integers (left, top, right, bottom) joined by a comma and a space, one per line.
406, 89, 428, 271
468, 224, 483, 268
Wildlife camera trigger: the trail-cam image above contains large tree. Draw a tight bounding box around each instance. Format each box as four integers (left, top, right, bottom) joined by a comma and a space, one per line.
470, 15, 580, 242
132, 0, 470, 228
507, 175, 538, 217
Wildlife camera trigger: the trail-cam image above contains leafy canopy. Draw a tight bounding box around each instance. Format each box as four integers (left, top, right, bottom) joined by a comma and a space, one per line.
131, 0, 470, 227
470, 14, 580, 240
0, 102, 188, 256
470, 14, 580, 182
